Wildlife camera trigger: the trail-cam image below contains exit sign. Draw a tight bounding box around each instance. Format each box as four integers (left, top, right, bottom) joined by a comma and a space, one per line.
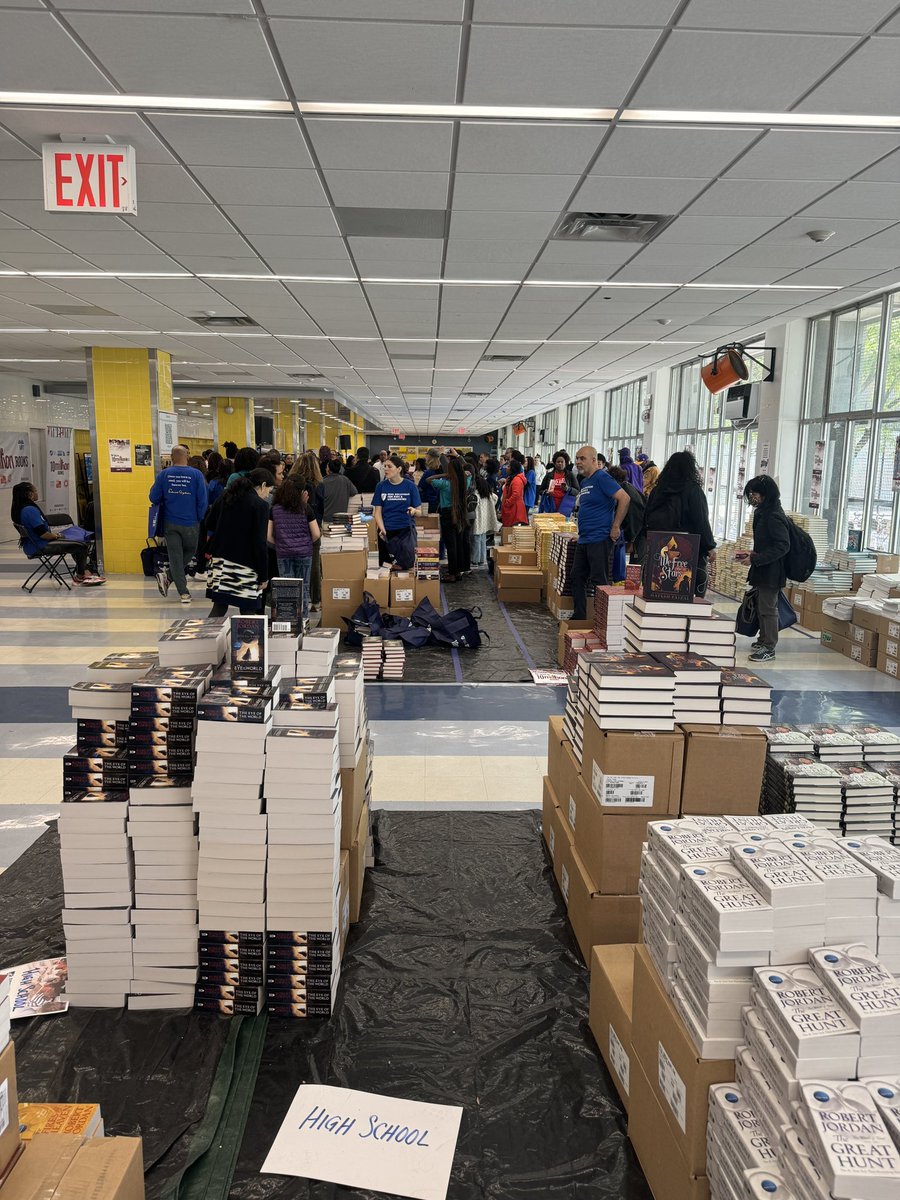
42, 143, 137, 214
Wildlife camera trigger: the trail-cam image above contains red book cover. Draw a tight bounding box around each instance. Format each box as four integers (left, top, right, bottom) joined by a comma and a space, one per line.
643, 531, 701, 603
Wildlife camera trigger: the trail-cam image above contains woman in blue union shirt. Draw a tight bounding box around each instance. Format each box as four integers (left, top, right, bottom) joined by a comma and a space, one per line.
373, 455, 421, 570
10, 481, 105, 585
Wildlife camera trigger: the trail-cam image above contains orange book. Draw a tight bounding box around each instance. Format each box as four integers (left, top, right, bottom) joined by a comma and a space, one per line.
18, 1103, 103, 1141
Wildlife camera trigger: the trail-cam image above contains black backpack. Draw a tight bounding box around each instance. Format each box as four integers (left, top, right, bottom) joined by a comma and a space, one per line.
784, 517, 817, 582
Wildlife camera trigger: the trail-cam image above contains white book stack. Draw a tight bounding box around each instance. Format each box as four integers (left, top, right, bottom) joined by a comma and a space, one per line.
787, 512, 829, 559
264, 726, 343, 1018
851, 729, 900, 764
0, 972, 9, 1053
730, 839, 827, 964
362, 636, 383, 682
587, 653, 676, 731
60, 791, 133, 1008
837, 766, 895, 839
592, 586, 637, 652
865, 1079, 900, 1155
295, 627, 340, 678
764, 726, 815, 757
803, 726, 863, 763
192, 689, 272, 1017
810, 943, 900, 1076
268, 632, 302, 676
653, 652, 722, 725
87, 651, 159, 684
382, 640, 405, 680
624, 597, 690, 653
157, 617, 229, 668
832, 549, 879, 574
797, 1081, 900, 1200
784, 834, 878, 948
127, 776, 198, 1010
842, 837, 900, 969
688, 612, 737, 668
721, 670, 772, 728
334, 655, 366, 768
67, 681, 133, 723
562, 674, 583, 763
770, 757, 844, 832
857, 573, 900, 602
707, 1084, 777, 1200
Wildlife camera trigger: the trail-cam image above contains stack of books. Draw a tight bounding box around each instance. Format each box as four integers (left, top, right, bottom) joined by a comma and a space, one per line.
67, 681, 132, 724
763, 724, 815, 756
856, 572, 900, 602
836, 764, 895, 839
158, 617, 229, 668
686, 610, 736, 667
549, 531, 578, 596
793, 1080, 900, 1198
334, 653, 366, 768
510, 525, 535, 551
128, 776, 198, 1009
849, 724, 900, 762
762, 754, 843, 831
803, 723, 863, 763
362, 636, 382, 681
730, 837, 827, 965
787, 510, 829, 558
562, 628, 605, 674
799, 567, 853, 596
382, 639, 405, 680
270, 576, 304, 634
707, 1084, 777, 1200
653, 652, 722, 725
719, 668, 772, 726
192, 677, 273, 1017
624, 596, 697, 653
268, 630, 302, 677
321, 533, 367, 554
296, 628, 339, 677
87, 651, 158, 683
562, 674, 584, 763
830, 548, 878, 573
127, 668, 208, 781
586, 654, 676, 731
414, 544, 440, 580
264, 724, 343, 1018
592, 585, 636, 651
60, 789, 133, 1008
786, 832, 878, 948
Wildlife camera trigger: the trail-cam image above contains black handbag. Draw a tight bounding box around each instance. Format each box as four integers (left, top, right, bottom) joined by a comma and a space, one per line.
735, 588, 760, 637
140, 538, 167, 577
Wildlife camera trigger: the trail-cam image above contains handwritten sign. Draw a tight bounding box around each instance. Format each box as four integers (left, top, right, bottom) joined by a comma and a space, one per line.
261, 1084, 462, 1200
529, 669, 568, 685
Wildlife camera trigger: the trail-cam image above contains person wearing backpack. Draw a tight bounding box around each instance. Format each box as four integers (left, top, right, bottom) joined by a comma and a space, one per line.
736, 475, 791, 663
641, 450, 716, 596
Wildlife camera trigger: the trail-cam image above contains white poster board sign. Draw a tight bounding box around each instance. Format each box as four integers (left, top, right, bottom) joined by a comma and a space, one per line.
0, 432, 31, 491
45, 426, 73, 515
261, 1084, 462, 1200
158, 411, 178, 457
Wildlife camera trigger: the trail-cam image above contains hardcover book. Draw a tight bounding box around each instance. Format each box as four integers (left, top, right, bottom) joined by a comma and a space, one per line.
230, 616, 268, 679
643, 531, 701, 603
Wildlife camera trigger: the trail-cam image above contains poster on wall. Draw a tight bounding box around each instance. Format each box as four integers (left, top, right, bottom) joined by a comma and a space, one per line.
0, 432, 31, 490
158, 411, 178, 457
759, 442, 770, 474
734, 438, 748, 499
108, 437, 132, 473
809, 439, 825, 509
134, 444, 152, 467
893, 434, 900, 494
44, 426, 73, 514
705, 466, 717, 494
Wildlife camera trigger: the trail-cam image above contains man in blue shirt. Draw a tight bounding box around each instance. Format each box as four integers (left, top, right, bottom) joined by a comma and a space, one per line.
149, 445, 208, 603
571, 445, 630, 620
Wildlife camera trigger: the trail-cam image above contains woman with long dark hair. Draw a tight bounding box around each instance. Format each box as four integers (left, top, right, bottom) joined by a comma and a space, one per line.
10, 481, 104, 585
204, 468, 275, 616
226, 446, 260, 487
433, 455, 470, 581
268, 476, 320, 617
641, 449, 716, 596
523, 456, 537, 510
289, 451, 324, 608
500, 460, 527, 527
471, 472, 500, 565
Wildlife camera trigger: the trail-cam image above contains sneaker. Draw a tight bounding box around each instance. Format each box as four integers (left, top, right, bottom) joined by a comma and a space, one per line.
748, 648, 775, 662
750, 639, 762, 650
156, 568, 171, 596
180, 592, 192, 605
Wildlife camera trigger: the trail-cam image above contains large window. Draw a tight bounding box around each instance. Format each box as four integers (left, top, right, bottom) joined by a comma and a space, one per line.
600, 377, 648, 456
666, 356, 762, 542
795, 290, 900, 552
564, 397, 590, 459
537, 408, 559, 462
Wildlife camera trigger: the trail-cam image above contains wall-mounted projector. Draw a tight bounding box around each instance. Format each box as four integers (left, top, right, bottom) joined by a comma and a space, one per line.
724, 382, 760, 426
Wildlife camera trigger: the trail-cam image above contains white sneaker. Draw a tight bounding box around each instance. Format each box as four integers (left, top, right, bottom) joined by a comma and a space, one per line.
156, 568, 171, 596
180, 592, 192, 605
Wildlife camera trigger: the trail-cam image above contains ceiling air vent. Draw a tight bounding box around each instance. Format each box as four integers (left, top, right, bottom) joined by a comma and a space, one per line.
481, 354, 527, 364
463, 391, 489, 398
287, 373, 325, 381
213, 370, 252, 377
192, 315, 259, 329
553, 212, 673, 243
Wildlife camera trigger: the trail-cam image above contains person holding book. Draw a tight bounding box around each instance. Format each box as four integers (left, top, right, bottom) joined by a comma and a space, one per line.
538, 451, 578, 510
268, 476, 320, 618
641, 450, 716, 596
372, 454, 421, 571
205, 468, 275, 617
570, 445, 630, 620
737, 474, 791, 663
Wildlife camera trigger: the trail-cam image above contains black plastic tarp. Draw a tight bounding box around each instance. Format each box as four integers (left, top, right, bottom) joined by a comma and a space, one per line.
230, 811, 650, 1200
0, 826, 238, 1200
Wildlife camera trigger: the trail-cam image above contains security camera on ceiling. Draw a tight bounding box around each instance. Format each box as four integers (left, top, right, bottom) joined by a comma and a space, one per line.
806, 230, 836, 243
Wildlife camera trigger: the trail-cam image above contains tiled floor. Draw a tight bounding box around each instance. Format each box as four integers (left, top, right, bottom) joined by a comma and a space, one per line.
0, 544, 897, 865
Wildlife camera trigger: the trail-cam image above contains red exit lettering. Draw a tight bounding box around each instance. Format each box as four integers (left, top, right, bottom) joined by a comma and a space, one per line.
53, 151, 127, 210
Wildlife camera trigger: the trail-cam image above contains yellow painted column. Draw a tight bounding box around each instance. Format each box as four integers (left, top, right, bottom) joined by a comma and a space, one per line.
215, 397, 252, 452
87, 347, 161, 575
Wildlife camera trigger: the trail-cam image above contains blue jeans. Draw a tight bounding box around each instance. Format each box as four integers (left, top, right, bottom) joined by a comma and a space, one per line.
471, 532, 486, 564
277, 556, 312, 616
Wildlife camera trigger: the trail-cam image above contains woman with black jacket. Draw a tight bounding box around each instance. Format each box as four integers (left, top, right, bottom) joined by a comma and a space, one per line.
204, 468, 275, 617
737, 475, 791, 662
641, 450, 716, 595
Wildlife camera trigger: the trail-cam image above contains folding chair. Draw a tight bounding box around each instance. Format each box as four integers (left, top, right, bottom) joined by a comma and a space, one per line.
14, 523, 78, 593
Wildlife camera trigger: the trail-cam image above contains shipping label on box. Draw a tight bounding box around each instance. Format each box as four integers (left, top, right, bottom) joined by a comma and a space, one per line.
0, 1078, 7, 1139
394, 588, 414, 603
331, 586, 351, 601
609, 1025, 630, 1096
591, 761, 655, 808
560, 863, 570, 903
887, 639, 899, 660
548, 825, 556, 856
658, 1043, 688, 1133
568, 794, 577, 832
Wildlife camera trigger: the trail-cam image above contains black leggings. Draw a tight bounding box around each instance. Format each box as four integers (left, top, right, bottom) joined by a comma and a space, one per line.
208, 601, 229, 618
55, 543, 89, 576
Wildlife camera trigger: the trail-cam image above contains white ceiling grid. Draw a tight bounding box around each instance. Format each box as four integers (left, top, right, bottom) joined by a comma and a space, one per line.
0, 1, 895, 433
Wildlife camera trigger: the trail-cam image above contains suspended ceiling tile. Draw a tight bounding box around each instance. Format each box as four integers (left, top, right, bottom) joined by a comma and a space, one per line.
150, 114, 311, 170
222, 206, 340, 237
474, 0, 678, 23
632, 30, 856, 110
455, 121, 602, 175
725, 130, 900, 182
133, 165, 209, 204
125, 203, 235, 235
570, 175, 709, 211
686, 179, 835, 216
0, 11, 115, 91
65, 12, 286, 99
193, 167, 329, 207
324, 170, 449, 209
795, 38, 900, 115
592, 127, 759, 179
0, 201, 125, 231
443, 261, 531, 281
306, 119, 453, 172
801, 182, 900, 219
464, 25, 660, 106
272, 19, 462, 103
452, 173, 579, 212
857, 149, 900, 183
678, 0, 897, 33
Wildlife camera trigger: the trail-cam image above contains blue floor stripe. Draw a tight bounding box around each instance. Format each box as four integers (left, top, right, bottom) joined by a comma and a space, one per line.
439, 583, 464, 684
495, 598, 538, 672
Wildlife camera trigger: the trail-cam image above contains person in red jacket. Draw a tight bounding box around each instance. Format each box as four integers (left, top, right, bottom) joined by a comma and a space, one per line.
501, 460, 528, 526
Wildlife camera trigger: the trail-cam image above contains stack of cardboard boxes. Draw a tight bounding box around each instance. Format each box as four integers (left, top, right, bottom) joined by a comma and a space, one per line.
493, 546, 543, 605
361, 514, 441, 618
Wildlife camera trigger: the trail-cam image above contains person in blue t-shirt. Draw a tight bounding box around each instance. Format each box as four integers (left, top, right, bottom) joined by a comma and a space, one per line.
373, 454, 421, 570
149, 445, 208, 604
10, 481, 105, 585
571, 445, 630, 620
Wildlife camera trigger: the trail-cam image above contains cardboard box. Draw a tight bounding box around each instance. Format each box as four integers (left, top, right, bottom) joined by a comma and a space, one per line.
801, 591, 825, 616
572, 779, 653, 894
851, 607, 884, 634
820, 629, 852, 654
387, 603, 416, 619
496, 565, 543, 589
819, 613, 852, 639
541, 775, 557, 859
679, 724, 767, 816
547, 715, 566, 788
566, 847, 641, 962
629, 1060, 709, 1200
790, 588, 804, 609
497, 587, 542, 605
850, 623, 879, 653
414, 578, 441, 608
557, 619, 594, 667
547, 593, 575, 620
501, 527, 516, 545
877, 612, 900, 653
494, 547, 538, 569
390, 573, 416, 607
0, 1041, 21, 1178
322, 577, 364, 609
876, 553, 900, 572
414, 514, 440, 530
589, 944, 635, 1113
56, 1138, 143, 1200
799, 606, 824, 632
543, 778, 573, 892
321, 548, 367, 581
630, 945, 734, 1175
581, 716, 682, 816
845, 638, 877, 667
339, 850, 350, 959
340, 737, 368, 850
349, 802, 368, 924
363, 575, 390, 608
2, 1135, 83, 1200
554, 740, 581, 839
876, 651, 898, 678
